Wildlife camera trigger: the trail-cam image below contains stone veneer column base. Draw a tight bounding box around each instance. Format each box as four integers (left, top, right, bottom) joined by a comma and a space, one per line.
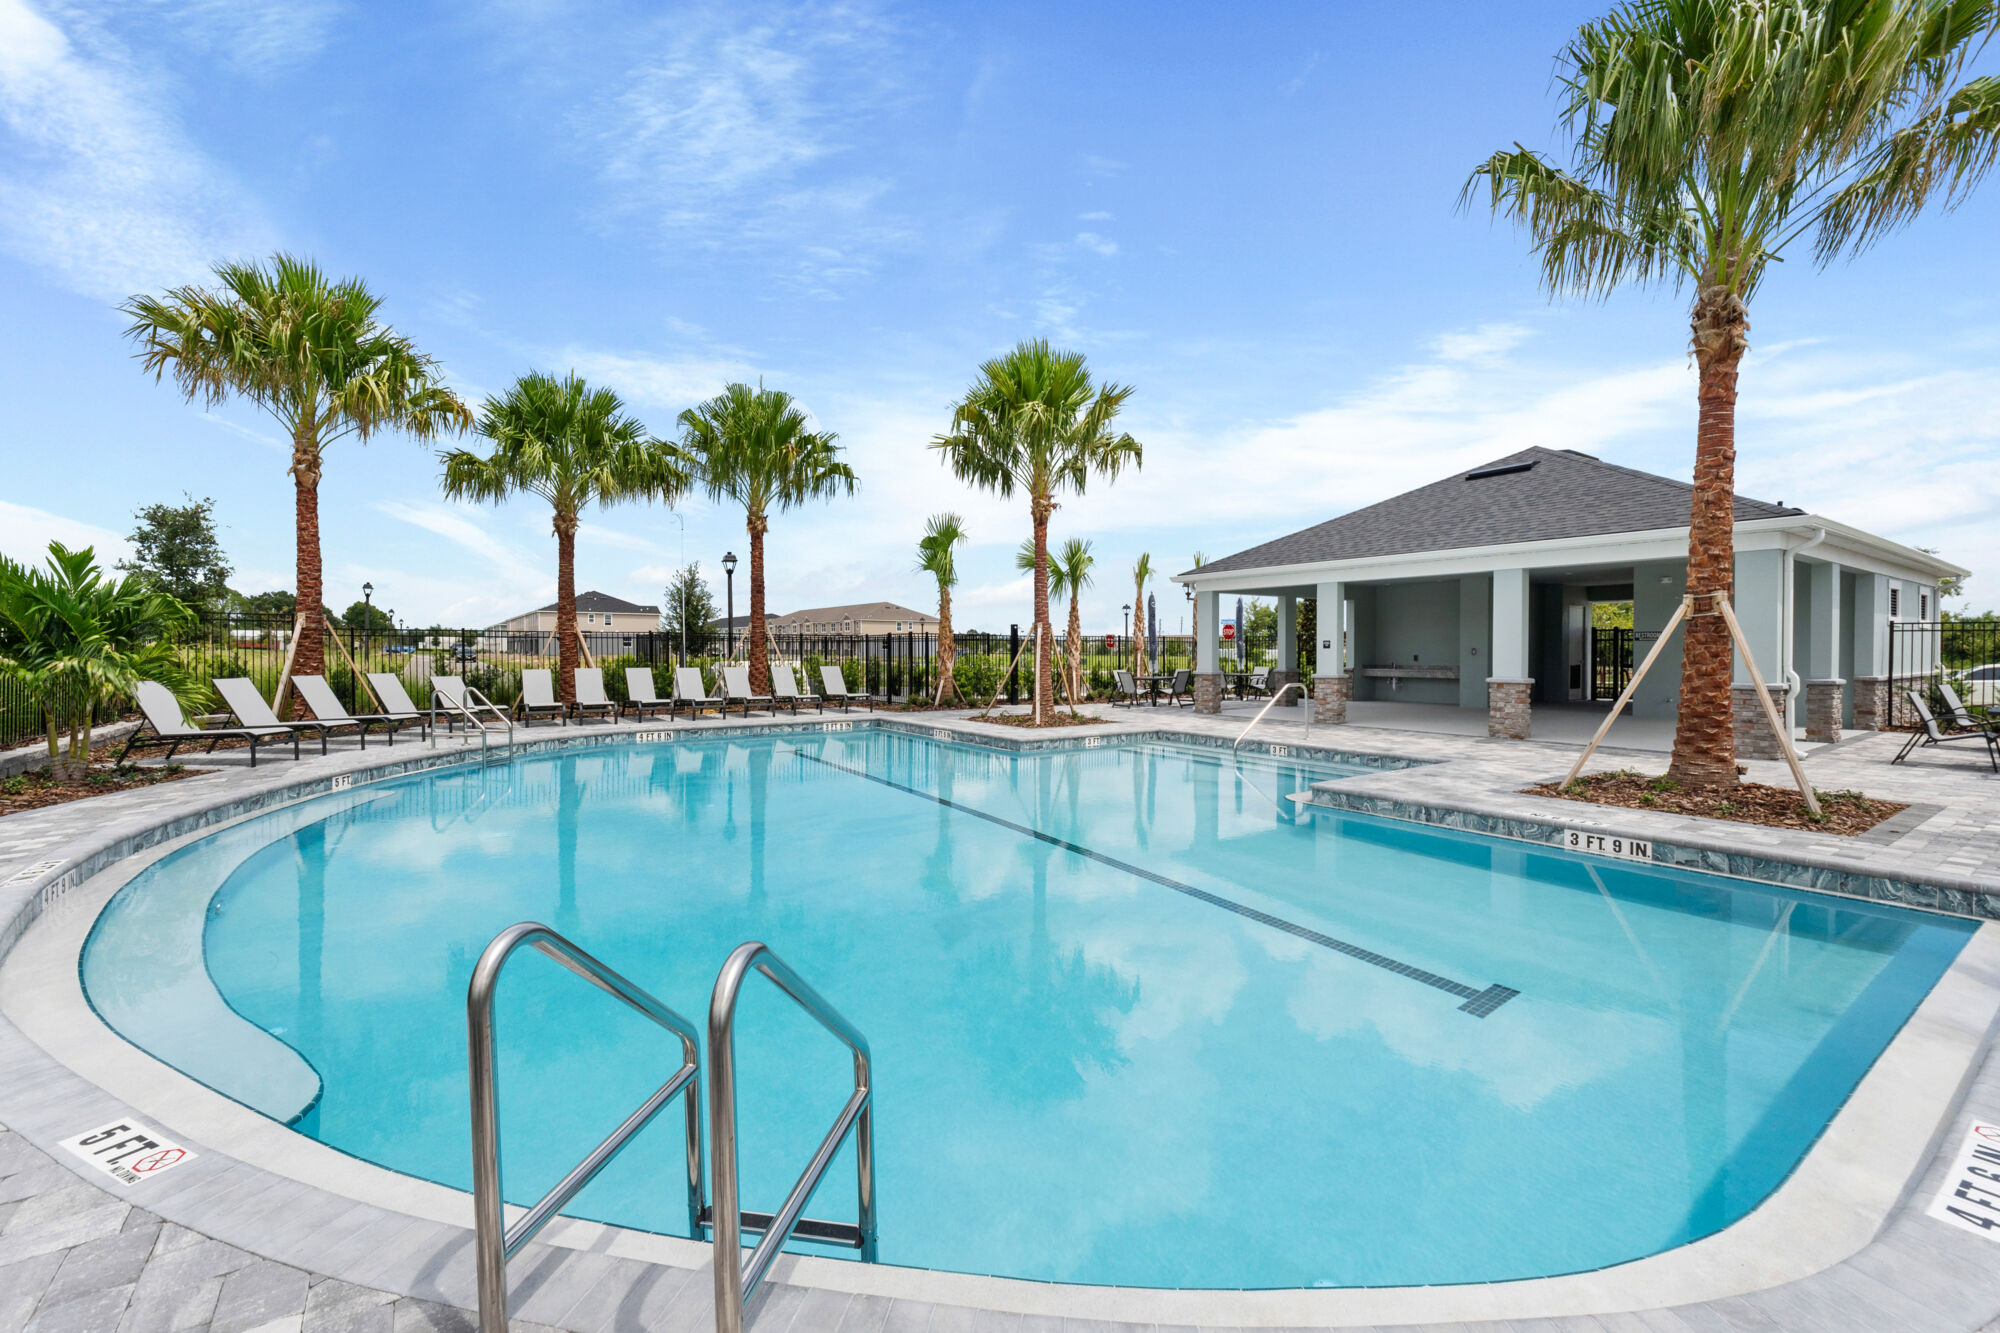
1487, 678, 1532, 739
1732, 683, 1793, 760
1852, 676, 1889, 731
1191, 672, 1223, 715
1804, 678, 1846, 744
1312, 674, 1350, 724
1267, 669, 1299, 706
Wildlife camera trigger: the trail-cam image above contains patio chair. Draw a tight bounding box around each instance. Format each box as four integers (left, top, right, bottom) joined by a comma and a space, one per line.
516, 669, 569, 726
674, 667, 726, 719
293, 675, 425, 746
820, 665, 884, 712
431, 676, 511, 732
1165, 668, 1194, 707
772, 664, 822, 714
624, 667, 674, 721
1245, 666, 1272, 698
573, 668, 618, 724
1893, 692, 1998, 772
1112, 669, 1142, 707
1938, 680, 1993, 732
214, 678, 333, 754
366, 673, 435, 734
117, 680, 299, 767
720, 665, 775, 717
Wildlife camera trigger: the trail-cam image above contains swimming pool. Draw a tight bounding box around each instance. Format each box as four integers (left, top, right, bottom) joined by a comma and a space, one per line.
81, 728, 1973, 1289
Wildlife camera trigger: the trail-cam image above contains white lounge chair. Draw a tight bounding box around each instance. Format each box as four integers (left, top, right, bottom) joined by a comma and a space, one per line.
516, 669, 569, 726
117, 680, 299, 767
431, 675, 510, 732
573, 668, 618, 724
819, 665, 881, 712
214, 678, 332, 754
720, 665, 774, 716
366, 672, 432, 728
293, 675, 424, 746
1894, 691, 1998, 771
624, 667, 674, 721
771, 664, 821, 714
674, 667, 725, 719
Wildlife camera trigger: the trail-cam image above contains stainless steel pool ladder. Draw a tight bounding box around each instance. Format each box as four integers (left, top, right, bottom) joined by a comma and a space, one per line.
429, 683, 513, 766
1232, 680, 1312, 754
708, 941, 876, 1333
467, 924, 705, 1333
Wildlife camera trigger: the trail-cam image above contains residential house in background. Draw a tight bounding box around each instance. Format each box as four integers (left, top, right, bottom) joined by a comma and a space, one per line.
770, 602, 939, 635
490, 591, 660, 635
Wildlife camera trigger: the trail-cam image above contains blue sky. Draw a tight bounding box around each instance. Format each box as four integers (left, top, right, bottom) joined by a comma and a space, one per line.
3, 0, 1997, 633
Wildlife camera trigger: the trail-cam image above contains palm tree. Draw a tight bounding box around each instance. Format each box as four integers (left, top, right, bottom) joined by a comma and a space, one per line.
1466, 0, 2000, 787
1016, 536, 1095, 704
440, 373, 687, 703
0, 543, 201, 781
1130, 553, 1154, 678
122, 254, 471, 709
917, 513, 968, 704
678, 383, 855, 696
934, 340, 1142, 723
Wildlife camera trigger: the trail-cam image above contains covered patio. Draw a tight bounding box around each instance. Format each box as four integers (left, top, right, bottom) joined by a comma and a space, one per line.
1176, 447, 1961, 751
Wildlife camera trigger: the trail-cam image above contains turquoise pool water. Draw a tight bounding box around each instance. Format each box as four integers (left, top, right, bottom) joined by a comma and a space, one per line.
82, 730, 1973, 1289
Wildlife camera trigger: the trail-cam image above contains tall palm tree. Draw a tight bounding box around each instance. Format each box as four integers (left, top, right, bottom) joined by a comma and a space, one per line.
1466, 0, 2000, 787
935, 340, 1142, 723
678, 383, 855, 696
1130, 553, 1154, 678
917, 513, 968, 704
122, 254, 471, 709
1016, 537, 1095, 704
440, 373, 687, 703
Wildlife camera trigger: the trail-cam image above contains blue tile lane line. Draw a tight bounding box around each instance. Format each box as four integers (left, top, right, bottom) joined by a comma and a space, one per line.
791, 747, 1519, 1018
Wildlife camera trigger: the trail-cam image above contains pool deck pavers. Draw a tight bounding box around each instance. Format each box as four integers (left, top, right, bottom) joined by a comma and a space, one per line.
3, 704, 2000, 1331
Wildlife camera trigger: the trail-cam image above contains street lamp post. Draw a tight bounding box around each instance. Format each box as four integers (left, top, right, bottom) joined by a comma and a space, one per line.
361, 582, 374, 660
722, 551, 738, 660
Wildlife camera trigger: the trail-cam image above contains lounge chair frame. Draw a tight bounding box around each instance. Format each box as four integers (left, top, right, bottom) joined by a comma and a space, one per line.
623, 667, 676, 721
572, 668, 619, 725
720, 666, 777, 717
516, 669, 570, 726
771, 664, 822, 714
1893, 690, 1999, 771
674, 668, 726, 720
117, 681, 298, 768
214, 678, 332, 755
292, 675, 426, 747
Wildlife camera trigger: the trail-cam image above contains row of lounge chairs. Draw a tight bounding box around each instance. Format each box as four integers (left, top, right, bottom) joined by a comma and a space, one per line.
117, 663, 891, 768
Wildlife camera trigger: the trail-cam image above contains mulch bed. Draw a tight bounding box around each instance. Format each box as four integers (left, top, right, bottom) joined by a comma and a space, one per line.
1525, 770, 1905, 836
1, 762, 211, 816
971, 711, 1113, 729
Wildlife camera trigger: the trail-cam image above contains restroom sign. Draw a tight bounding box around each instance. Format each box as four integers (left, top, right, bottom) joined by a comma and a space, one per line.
61, 1120, 197, 1186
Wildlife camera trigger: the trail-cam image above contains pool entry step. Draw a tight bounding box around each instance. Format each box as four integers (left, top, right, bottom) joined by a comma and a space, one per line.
466, 924, 875, 1333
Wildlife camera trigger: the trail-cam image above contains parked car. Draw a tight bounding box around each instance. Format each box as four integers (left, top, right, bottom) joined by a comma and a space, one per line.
1953, 663, 2000, 708
383, 644, 413, 655
451, 644, 479, 664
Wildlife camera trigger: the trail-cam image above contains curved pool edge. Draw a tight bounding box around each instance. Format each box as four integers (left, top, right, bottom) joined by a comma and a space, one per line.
3, 719, 1999, 1327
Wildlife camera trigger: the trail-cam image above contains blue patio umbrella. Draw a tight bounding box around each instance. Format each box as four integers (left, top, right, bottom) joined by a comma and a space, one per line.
1146, 593, 1159, 667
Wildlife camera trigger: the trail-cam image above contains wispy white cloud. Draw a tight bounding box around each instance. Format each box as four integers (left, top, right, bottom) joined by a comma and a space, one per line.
1079, 210, 1114, 222
0, 0, 266, 299
1429, 322, 1534, 361
1280, 51, 1320, 97
0, 499, 130, 566
554, 347, 759, 415
1074, 231, 1118, 257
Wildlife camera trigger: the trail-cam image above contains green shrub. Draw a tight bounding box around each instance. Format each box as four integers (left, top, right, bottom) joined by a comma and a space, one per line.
953, 653, 1006, 703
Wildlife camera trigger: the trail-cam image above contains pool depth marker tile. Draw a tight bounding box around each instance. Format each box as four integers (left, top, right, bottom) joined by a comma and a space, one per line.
793, 747, 1519, 1017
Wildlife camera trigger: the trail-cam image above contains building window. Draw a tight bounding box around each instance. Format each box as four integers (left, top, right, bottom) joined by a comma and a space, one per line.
1889, 587, 1900, 617
1921, 591, 1929, 618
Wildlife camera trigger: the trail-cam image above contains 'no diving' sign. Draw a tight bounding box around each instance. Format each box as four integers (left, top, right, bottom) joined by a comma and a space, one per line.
60, 1120, 197, 1187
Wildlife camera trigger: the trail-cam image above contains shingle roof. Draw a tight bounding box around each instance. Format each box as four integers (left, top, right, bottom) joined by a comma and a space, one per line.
1188, 447, 1803, 577
532, 590, 658, 614
771, 602, 936, 624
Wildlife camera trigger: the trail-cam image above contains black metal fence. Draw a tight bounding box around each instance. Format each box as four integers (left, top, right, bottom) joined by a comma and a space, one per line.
1590, 627, 1633, 701
0, 616, 1212, 751
1888, 618, 2000, 725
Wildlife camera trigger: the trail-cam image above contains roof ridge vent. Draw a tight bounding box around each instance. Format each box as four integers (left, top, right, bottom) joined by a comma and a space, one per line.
1465, 460, 1537, 480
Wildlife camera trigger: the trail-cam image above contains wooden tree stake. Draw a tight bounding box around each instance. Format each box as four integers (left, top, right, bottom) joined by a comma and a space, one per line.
1562, 596, 1690, 786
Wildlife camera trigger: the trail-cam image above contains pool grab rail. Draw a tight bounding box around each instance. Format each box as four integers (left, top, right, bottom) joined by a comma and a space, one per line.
467, 923, 705, 1333
709, 941, 876, 1333
428, 681, 513, 764
1232, 680, 1312, 754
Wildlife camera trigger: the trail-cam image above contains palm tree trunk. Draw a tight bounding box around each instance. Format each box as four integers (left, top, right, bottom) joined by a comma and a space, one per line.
556, 511, 579, 704
1031, 498, 1054, 723
1132, 591, 1148, 678
748, 515, 771, 697
1666, 284, 1748, 790
1067, 595, 1083, 706
937, 585, 958, 704
291, 435, 325, 718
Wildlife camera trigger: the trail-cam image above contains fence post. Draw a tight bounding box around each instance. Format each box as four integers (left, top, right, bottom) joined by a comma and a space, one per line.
1008, 624, 1020, 704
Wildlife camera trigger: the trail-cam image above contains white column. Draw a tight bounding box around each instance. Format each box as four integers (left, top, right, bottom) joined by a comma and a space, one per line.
1853, 573, 1889, 677
1314, 581, 1345, 676
1490, 568, 1530, 679
1804, 560, 1842, 680
1195, 591, 1220, 673
1276, 595, 1297, 672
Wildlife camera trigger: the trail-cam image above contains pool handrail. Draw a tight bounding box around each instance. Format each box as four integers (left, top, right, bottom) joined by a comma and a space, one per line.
428, 678, 513, 764
708, 941, 876, 1333
1232, 680, 1312, 754
467, 923, 705, 1333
